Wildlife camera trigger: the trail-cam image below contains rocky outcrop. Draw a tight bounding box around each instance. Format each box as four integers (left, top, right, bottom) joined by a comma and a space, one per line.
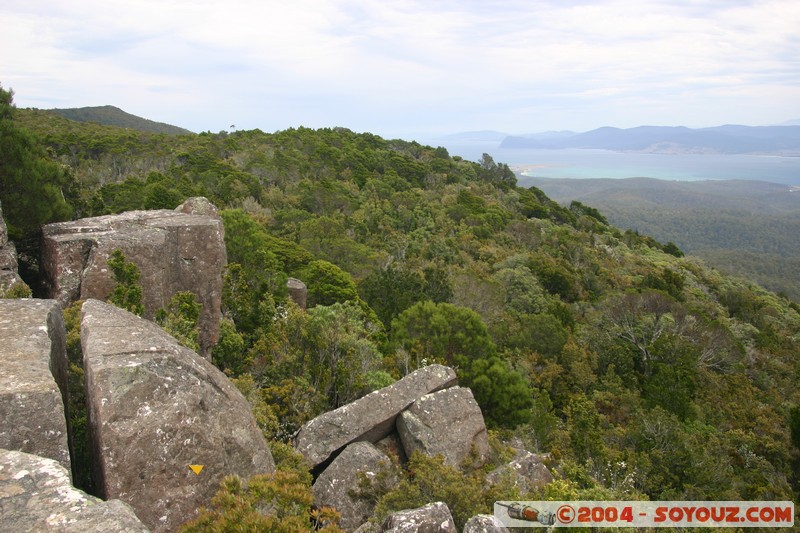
0, 200, 23, 293
41, 198, 225, 358
381, 501, 457, 532
486, 451, 553, 493
313, 442, 396, 531
0, 449, 148, 532
295, 364, 457, 469
397, 387, 489, 469
80, 299, 274, 532
287, 277, 308, 309
463, 514, 509, 532
0, 299, 70, 471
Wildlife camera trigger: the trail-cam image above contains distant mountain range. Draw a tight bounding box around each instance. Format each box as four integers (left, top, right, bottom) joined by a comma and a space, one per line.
499, 125, 800, 154
47, 105, 193, 135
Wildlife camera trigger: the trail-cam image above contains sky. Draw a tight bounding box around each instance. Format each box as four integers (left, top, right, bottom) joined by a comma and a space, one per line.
2, 0, 799, 139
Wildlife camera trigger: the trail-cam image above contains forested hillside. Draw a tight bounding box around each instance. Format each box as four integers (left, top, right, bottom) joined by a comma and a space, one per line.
523, 176, 800, 299
3, 86, 800, 523
48, 105, 193, 135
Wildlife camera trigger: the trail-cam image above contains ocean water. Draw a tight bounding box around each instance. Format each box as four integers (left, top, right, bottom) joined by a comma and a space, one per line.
432, 141, 800, 186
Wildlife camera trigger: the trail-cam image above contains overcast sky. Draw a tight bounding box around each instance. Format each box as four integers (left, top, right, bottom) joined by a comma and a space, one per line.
2, 0, 799, 139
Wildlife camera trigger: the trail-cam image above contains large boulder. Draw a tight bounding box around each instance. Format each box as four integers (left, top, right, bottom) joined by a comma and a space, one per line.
287, 277, 308, 309
80, 299, 274, 532
381, 501, 457, 532
485, 451, 553, 493
313, 441, 396, 531
41, 198, 225, 358
397, 387, 489, 469
0, 448, 148, 532
295, 365, 457, 470
0, 200, 23, 293
0, 299, 70, 471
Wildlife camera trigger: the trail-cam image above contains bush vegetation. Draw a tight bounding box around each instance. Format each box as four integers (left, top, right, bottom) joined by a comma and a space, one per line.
3, 84, 800, 527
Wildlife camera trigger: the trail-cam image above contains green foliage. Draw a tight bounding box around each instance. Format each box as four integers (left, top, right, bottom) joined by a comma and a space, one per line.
62, 301, 94, 494
391, 301, 496, 369
463, 357, 533, 428
373, 452, 491, 530
230, 373, 282, 441
9, 98, 800, 507
0, 84, 73, 242
212, 318, 250, 377
253, 301, 384, 414
180, 471, 344, 532
0, 281, 32, 298
299, 260, 359, 307
155, 291, 201, 351
359, 265, 452, 329
107, 249, 144, 315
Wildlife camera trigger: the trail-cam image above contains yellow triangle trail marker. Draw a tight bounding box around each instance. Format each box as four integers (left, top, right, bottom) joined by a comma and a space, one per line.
189, 465, 204, 475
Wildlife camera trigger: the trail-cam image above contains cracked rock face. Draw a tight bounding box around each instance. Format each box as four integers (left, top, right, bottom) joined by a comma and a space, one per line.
0, 200, 23, 293
294, 364, 457, 470
0, 299, 70, 471
0, 448, 148, 532
81, 299, 274, 532
397, 386, 489, 469
312, 441, 396, 531
41, 198, 225, 358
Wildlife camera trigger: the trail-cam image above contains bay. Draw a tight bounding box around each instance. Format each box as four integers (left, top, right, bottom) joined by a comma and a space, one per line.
429, 141, 800, 186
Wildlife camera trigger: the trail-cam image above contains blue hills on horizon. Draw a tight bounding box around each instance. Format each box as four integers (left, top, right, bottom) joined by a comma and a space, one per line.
500, 124, 800, 154
437, 123, 800, 155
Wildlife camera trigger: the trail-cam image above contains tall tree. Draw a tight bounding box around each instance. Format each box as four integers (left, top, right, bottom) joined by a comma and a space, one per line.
0, 84, 73, 242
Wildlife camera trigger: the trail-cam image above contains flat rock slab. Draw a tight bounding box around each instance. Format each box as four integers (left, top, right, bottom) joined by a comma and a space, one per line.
397, 387, 489, 469
313, 441, 395, 531
0, 448, 148, 532
295, 365, 457, 469
381, 501, 457, 532
81, 299, 274, 532
41, 198, 225, 358
0, 299, 70, 471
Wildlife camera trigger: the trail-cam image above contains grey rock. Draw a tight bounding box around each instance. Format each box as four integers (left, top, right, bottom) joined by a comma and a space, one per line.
287, 277, 308, 309
0, 200, 23, 293
295, 365, 457, 469
375, 432, 407, 463
0, 299, 70, 471
0, 448, 148, 532
313, 441, 395, 531
353, 522, 380, 533
41, 197, 226, 358
397, 387, 489, 469
486, 451, 553, 493
174, 196, 220, 218
381, 501, 457, 532
0, 199, 6, 245
81, 299, 274, 532
463, 514, 510, 532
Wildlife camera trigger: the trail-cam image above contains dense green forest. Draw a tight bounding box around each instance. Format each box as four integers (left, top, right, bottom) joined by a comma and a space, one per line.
3, 84, 800, 526
522, 176, 800, 300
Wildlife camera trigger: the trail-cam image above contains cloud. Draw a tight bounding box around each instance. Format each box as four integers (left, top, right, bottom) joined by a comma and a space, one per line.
1, 0, 798, 136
